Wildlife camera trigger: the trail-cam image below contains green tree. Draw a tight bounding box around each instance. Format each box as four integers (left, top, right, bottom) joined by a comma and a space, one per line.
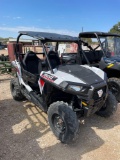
0, 37, 10, 45
109, 22, 120, 34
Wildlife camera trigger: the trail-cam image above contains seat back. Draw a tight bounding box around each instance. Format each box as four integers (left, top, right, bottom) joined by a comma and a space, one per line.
47, 51, 60, 69
23, 51, 42, 74
82, 50, 103, 64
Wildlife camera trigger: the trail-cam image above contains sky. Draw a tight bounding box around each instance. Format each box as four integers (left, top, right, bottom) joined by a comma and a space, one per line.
0, 0, 120, 38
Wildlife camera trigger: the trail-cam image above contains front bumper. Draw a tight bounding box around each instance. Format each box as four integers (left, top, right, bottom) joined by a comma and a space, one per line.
83, 96, 107, 117
78, 82, 108, 117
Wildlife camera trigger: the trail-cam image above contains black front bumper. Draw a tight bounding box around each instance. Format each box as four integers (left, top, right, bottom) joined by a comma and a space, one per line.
83, 96, 107, 117
78, 82, 108, 117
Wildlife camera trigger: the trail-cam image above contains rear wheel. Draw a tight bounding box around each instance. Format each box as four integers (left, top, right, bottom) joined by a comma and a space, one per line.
96, 92, 117, 117
48, 101, 79, 144
108, 77, 120, 102
10, 78, 26, 101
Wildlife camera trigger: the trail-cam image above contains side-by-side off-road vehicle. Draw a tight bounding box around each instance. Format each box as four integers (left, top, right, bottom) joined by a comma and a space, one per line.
79, 32, 120, 102
8, 31, 117, 144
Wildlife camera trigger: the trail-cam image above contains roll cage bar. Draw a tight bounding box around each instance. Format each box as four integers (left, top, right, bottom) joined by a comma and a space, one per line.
15, 31, 78, 74
79, 32, 120, 64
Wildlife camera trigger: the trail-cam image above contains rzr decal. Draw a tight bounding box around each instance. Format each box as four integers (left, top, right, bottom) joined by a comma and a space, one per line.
41, 73, 57, 82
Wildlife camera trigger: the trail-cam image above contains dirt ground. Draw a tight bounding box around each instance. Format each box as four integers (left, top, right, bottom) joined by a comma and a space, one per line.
0, 74, 120, 160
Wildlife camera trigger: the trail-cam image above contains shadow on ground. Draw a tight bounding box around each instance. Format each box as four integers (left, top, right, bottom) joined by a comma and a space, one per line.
0, 99, 120, 160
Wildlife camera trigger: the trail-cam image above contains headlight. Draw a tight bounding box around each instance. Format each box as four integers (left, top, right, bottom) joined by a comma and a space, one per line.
68, 85, 83, 92
59, 81, 89, 94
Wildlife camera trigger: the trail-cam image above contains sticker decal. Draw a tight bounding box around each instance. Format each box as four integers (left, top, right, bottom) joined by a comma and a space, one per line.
41, 73, 57, 82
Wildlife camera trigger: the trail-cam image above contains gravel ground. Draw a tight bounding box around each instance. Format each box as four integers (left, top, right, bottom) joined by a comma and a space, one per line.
0, 74, 120, 160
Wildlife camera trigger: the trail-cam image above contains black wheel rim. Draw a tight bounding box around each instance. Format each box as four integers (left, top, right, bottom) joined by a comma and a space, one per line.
108, 82, 119, 96
52, 114, 66, 134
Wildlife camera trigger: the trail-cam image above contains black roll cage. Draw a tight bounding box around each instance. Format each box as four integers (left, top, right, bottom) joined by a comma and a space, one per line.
79, 32, 120, 65
15, 31, 78, 74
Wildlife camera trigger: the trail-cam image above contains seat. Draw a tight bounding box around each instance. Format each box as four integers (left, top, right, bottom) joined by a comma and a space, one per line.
46, 51, 60, 69
23, 51, 42, 74
94, 51, 103, 62
22, 51, 42, 85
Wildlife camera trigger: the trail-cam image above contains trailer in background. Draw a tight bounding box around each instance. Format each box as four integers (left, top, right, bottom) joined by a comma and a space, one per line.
58, 43, 78, 57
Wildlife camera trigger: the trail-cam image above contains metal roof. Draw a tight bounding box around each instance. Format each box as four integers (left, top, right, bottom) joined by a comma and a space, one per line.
18, 31, 78, 42
79, 32, 120, 38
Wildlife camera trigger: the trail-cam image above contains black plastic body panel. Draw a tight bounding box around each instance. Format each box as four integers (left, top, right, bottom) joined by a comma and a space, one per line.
22, 67, 39, 84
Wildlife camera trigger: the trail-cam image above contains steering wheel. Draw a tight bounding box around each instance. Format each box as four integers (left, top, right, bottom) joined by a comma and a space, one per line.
65, 58, 76, 64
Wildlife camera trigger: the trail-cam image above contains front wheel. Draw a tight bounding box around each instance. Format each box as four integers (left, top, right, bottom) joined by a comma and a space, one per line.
48, 101, 79, 144
108, 77, 120, 102
96, 92, 117, 117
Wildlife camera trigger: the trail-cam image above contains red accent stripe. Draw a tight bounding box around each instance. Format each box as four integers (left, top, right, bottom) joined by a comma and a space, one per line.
40, 79, 45, 87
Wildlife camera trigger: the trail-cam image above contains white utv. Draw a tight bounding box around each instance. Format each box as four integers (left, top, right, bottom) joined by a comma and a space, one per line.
8, 31, 117, 144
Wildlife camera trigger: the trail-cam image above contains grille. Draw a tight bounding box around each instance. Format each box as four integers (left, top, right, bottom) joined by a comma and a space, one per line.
92, 86, 106, 101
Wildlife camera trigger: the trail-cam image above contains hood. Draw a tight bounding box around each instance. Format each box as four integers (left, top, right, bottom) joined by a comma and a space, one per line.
104, 56, 120, 63
57, 64, 105, 85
